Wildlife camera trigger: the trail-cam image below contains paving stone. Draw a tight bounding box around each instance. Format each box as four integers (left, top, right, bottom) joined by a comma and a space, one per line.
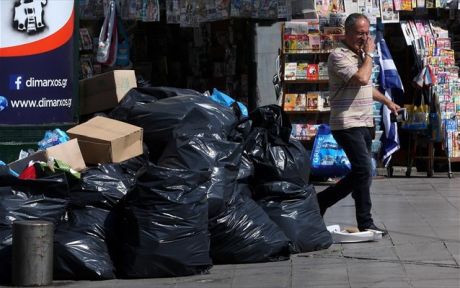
25, 176, 460, 288
394, 242, 458, 265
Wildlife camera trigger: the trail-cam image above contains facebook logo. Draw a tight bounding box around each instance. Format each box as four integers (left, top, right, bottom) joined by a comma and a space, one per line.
9, 75, 24, 90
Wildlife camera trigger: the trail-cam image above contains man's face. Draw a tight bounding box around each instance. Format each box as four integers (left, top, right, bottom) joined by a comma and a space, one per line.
345, 18, 370, 52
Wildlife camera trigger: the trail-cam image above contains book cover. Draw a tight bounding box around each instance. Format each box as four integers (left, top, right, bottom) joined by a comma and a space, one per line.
306, 124, 319, 138
318, 62, 329, 80
400, 21, 413, 46
307, 64, 319, 80
319, 91, 331, 111
80, 28, 93, 51
296, 63, 309, 79
284, 93, 298, 111
284, 62, 297, 80
294, 94, 307, 111
307, 92, 320, 110
307, 19, 321, 34
453, 132, 460, 157
308, 33, 321, 50
297, 34, 310, 51
321, 34, 334, 51
215, 0, 230, 19
416, 0, 425, 7
380, 0, 400, 23
284, 34, 298, 52
80, 55, 94, 79
231, 0, 253, 17
290, 124, 298, 138
400, 0, 413, 10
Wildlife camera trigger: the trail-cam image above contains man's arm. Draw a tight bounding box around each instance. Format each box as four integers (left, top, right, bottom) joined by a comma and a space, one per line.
348, 36, 375, 86
372, 87, 400, 114
348, 54, 373, 86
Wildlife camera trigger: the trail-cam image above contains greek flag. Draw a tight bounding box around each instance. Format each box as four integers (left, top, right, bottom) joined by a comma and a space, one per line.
376, 34, 404, 167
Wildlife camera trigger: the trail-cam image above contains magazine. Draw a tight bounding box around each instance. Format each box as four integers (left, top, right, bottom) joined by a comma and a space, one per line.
380, 0, 399, 23
307, 92, 320, 110
309, 34, 321, 50
79, 28, 93, 51
80, 55, 94, 79
318, 62, 329, 80
307, 64, 319, 80
142, 0, 160, 22
166, 0, 181, 23
231, 0, 253, 17
284, 93, 298, 111
284, 62, 297, 80
296, 63, 308, 79
293, 94, 307, 111
319, 91, 331, 111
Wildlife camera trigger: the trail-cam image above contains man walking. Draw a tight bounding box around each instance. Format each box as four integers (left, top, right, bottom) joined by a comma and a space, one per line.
316, 13, 399, 235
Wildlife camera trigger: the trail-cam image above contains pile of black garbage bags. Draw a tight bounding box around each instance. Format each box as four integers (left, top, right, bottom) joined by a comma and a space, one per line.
0, 87, 332, 283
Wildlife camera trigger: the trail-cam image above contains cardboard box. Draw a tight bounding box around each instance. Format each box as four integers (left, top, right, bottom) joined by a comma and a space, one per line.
67, 116, 143, 165
8, 139, 86, 174
79, 70, 137, 115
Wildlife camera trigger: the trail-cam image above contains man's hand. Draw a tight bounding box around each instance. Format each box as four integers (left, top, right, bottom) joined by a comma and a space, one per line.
387, 101, 400, 115
363, 36, 375, 54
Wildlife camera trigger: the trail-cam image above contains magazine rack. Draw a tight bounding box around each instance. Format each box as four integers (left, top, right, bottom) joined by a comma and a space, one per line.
280, 21, 338, 145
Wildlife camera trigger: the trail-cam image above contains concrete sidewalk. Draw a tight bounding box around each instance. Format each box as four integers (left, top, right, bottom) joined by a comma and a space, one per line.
6, 173, 460, 288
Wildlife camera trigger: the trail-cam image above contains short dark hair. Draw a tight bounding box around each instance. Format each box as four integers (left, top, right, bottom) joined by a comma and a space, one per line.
344, 13, 370, 34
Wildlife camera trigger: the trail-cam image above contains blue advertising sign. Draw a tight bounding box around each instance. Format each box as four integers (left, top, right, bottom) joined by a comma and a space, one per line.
0, 0, 76, 125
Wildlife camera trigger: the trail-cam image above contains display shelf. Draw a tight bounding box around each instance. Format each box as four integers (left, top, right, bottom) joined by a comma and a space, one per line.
283, 50, 332, 54
284, 79, 329, 84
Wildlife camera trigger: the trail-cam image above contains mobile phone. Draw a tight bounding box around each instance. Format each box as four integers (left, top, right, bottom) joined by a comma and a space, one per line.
390, 108, 408, 122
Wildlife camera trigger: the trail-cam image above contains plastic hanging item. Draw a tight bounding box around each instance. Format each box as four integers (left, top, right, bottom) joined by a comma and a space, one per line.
96, 0, 118, 66
116, 16, 130, 67
311, 124, 351, 178
401, 92, 429, 131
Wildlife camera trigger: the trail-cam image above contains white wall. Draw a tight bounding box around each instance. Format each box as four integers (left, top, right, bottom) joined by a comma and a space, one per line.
254, 22, 282, 107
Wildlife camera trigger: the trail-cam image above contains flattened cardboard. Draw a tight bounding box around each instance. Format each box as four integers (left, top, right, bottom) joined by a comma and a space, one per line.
8, 139, 86, 174
79, 70, 137, 115
67, 116, 143, 165
46, 139, 86, 171
8, 151, 47, 175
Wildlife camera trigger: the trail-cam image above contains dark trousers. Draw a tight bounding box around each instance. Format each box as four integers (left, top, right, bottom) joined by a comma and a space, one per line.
316, 127, 374, 229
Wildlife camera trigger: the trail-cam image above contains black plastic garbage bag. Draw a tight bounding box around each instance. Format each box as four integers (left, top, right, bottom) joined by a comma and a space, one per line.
109, 87, 204, 122
0, 174, 69, 224
54, 207, 115, 280
256, 182, 332, 253
245, 105, 311, 188
209, 191, 291, 264
109, 88, 238, 162
0, 175, 69, 284
116, 164, 212, 278
71, 162, 140, 209
158, 135, 243, 218
249, 104, 292, 144
245, 127, 311, 189
53, 156, 149, 280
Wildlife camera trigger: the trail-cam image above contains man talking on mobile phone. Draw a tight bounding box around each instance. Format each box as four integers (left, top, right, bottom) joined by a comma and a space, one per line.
316, 13, 400, 235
